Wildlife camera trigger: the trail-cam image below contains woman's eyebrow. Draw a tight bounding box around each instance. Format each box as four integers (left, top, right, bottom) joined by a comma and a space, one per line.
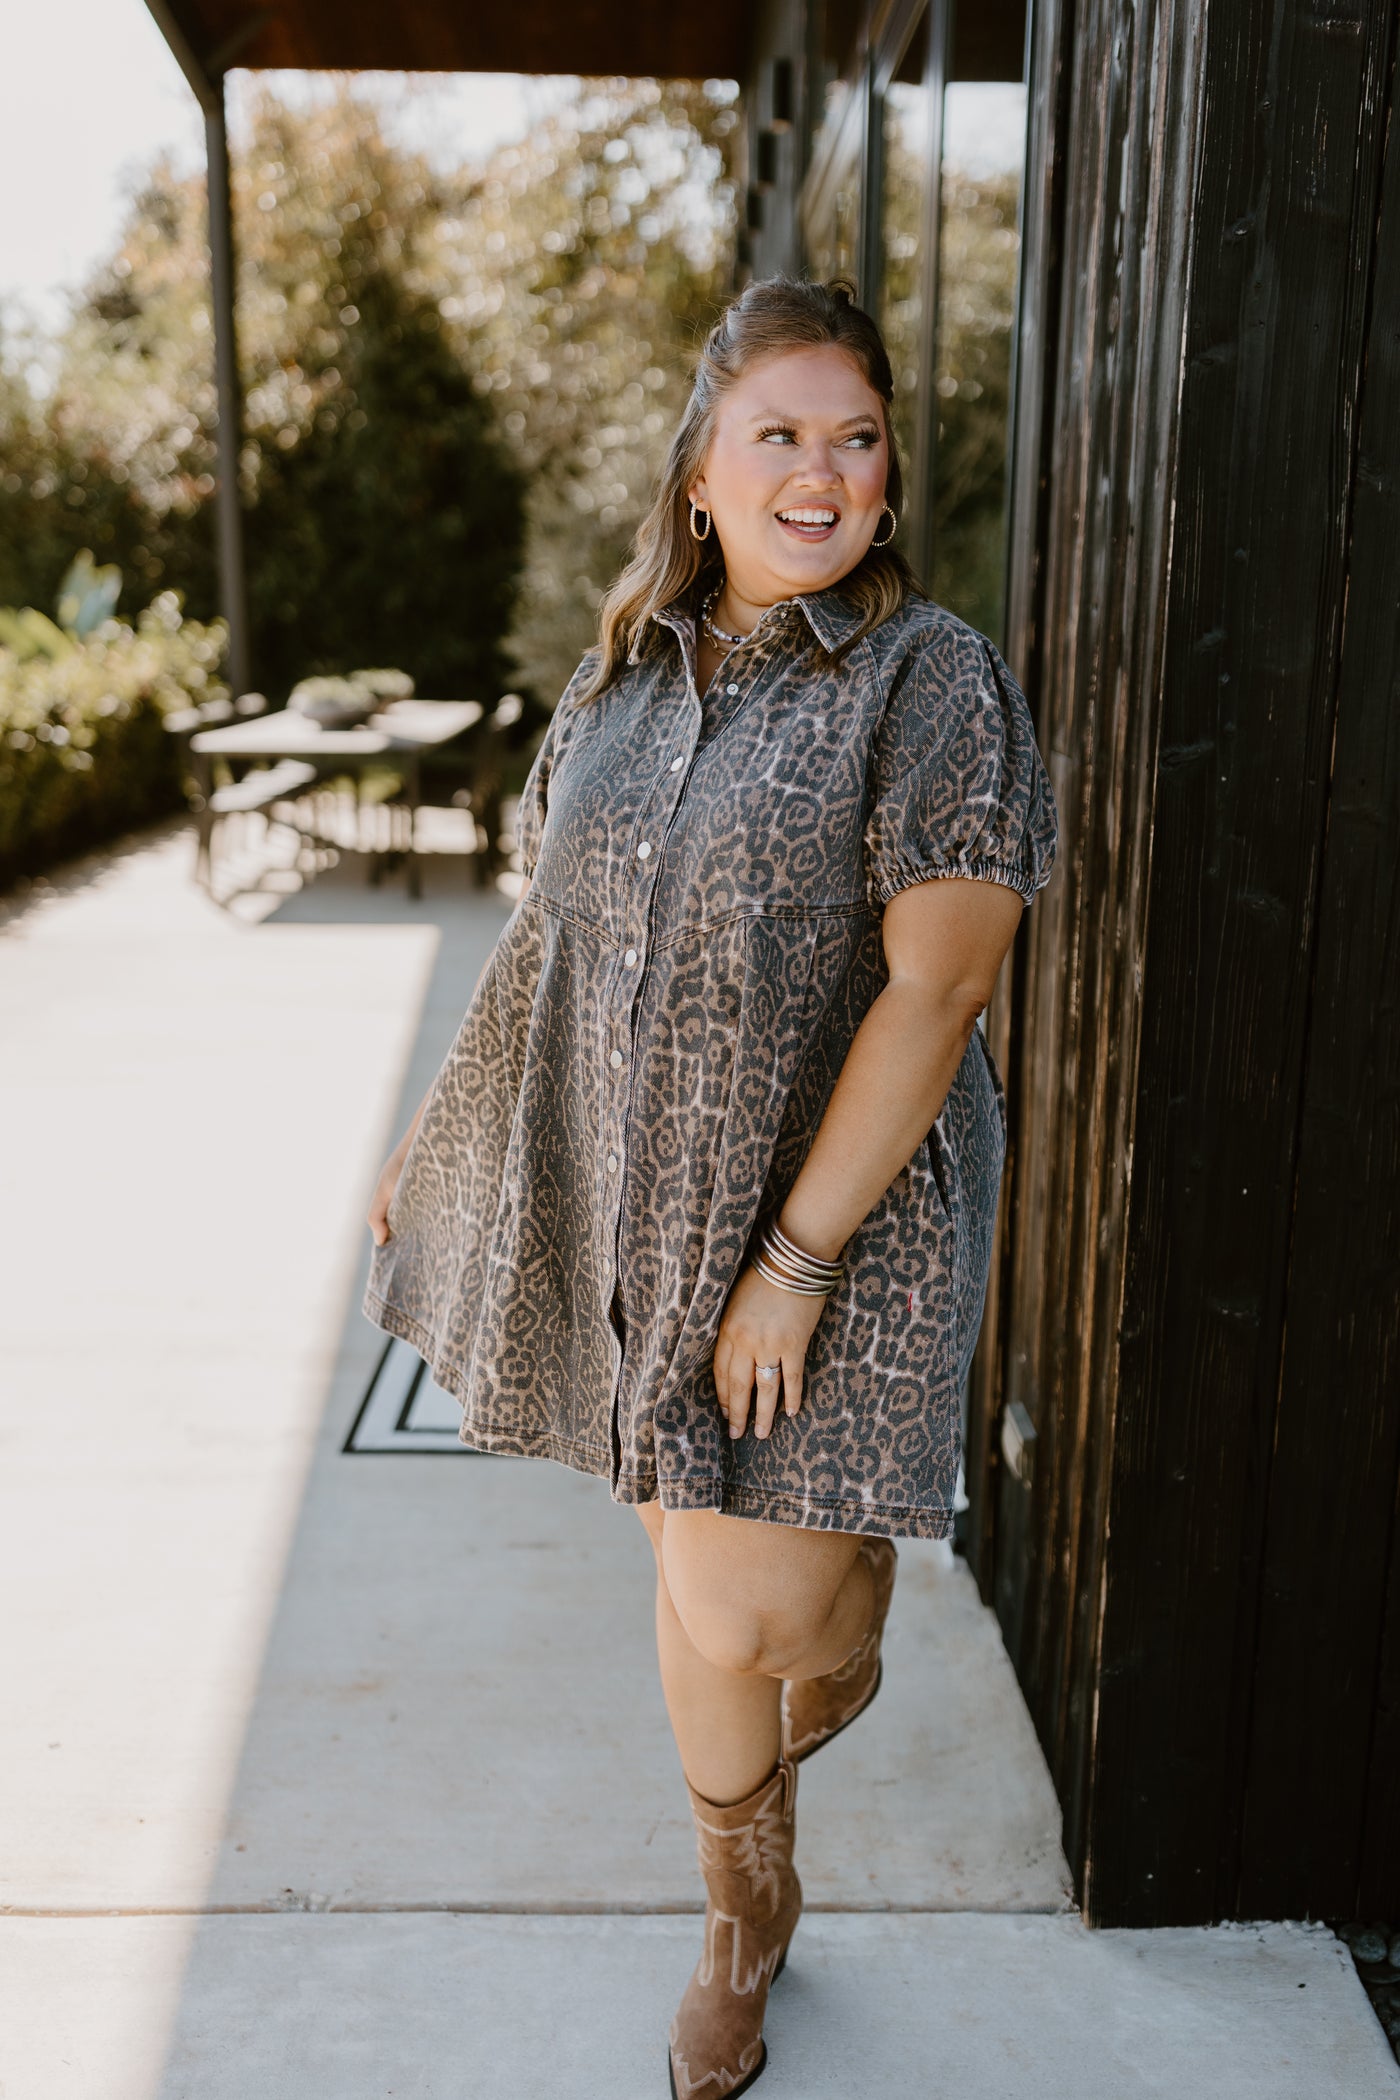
745, 409, 883, 428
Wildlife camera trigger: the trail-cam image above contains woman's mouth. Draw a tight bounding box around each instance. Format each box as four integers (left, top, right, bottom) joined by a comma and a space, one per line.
775, 506, 841, 542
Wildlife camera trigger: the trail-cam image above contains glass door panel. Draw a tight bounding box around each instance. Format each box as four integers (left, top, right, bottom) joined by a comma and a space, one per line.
876, 9, 934, 497
927, 79, 1028, 643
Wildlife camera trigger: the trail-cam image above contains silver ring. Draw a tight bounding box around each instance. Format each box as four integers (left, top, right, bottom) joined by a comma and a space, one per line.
756, 1364, 779, 1378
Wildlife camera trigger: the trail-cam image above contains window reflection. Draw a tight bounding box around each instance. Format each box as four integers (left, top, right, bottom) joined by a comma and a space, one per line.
928, 80, 1027, 644
877, 10, 933, 507
803, 0, 864, 283
804, 152, 861, 284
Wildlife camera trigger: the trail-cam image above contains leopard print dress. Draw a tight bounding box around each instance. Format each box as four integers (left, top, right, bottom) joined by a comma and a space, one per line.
363, 579, 1058, 1538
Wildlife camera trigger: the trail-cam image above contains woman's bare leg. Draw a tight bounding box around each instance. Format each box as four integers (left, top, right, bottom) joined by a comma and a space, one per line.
635, 1503, 875, 1804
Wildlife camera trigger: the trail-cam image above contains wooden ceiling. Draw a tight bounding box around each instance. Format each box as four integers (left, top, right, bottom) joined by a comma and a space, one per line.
148, 0, 755, 84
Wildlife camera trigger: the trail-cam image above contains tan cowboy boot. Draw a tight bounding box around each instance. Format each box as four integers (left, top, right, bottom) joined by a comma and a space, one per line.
781, 1537, 897, 1763
667, 1757, 802, 2100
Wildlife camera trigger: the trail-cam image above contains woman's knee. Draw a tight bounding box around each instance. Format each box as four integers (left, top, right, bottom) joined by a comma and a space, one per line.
678, 1592, 836, 1676
661, 1513, 855, 1675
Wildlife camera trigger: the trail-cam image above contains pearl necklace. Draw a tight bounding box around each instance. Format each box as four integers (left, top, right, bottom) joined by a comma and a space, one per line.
700, 581, 751, 651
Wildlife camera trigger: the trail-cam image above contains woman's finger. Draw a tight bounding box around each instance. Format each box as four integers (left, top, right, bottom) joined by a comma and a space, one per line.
752, 1358, 783, 1441
727, 1356, 753, 1440
712, 1335, 738, 1435
712, 1335, 732, 1419
782, 1348, 805, 1419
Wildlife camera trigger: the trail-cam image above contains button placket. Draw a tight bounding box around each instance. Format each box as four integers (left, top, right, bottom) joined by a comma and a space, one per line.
600, 653, 712, 1441
603, 712, 695, 1382
603, 609, 801, 1459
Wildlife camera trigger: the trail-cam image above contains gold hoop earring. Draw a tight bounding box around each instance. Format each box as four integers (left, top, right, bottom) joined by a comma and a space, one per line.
689, 500, 712, 543
871, 503, 898, 548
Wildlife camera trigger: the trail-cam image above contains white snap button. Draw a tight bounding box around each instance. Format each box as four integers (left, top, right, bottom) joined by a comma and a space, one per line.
726, 682, 739, 695
609, 1049, 623, 1068
606, 1153, 618, 1173
637, 841, 652, 859
624, 947, 638, 966
670, 755, 684, 772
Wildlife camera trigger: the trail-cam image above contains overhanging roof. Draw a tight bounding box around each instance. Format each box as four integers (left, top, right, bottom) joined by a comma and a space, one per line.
145, 0, 754, 90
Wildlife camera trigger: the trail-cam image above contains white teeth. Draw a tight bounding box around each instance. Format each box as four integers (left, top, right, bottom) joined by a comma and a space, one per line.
778, 508, 838, 525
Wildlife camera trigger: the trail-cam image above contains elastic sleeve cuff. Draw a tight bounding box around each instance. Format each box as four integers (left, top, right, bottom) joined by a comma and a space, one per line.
874, 852, 1040, 908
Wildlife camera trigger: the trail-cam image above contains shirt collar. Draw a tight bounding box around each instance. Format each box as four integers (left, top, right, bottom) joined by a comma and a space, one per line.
789, 580, 866, 649
649, 577, 866, 651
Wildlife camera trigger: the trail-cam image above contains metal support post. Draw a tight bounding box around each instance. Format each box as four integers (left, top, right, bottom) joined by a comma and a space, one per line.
205, 81, 250, 698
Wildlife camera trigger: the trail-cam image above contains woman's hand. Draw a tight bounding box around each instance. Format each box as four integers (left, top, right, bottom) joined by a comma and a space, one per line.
712, 1266, 829, 1441
368, 1077, 441, 1247
367, 1135, 411, 1247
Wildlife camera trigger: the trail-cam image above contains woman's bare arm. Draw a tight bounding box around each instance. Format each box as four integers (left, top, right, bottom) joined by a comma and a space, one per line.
712, 873, 1025, 1439
775, 874, 1024, 1260
367, 874, 533, 1245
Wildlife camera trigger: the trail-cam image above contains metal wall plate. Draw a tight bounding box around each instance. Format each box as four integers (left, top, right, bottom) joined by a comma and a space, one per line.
999, 1398, 1037, 1486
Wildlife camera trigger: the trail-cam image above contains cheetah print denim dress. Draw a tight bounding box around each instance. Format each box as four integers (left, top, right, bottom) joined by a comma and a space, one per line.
363, 579, 1058, 1538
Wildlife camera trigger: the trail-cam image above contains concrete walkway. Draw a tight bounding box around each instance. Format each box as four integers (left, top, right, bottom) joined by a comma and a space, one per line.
2, 823, 1395, 2098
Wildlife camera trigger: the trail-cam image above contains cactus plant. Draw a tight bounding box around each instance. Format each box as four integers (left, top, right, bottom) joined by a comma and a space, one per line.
56, 550, 122, 639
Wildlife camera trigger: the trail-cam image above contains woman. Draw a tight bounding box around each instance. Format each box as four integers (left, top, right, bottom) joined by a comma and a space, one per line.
365, 276, 1057, 2097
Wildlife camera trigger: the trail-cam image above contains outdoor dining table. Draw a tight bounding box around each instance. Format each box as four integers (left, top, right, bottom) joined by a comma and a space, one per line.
189, 697, 484, 898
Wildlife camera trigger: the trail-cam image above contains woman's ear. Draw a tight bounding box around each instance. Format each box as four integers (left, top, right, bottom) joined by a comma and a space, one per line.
687, 476, 710, 508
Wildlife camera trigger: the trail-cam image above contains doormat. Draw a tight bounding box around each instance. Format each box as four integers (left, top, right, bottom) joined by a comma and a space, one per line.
344, 1334, 494, 1455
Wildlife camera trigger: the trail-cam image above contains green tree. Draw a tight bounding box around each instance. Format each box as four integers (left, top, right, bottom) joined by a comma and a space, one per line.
0, 77, 737, 707
243, 265, 523, 697
424, 78, 738, 698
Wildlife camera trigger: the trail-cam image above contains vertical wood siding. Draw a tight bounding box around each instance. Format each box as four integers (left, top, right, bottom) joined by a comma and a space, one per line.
978, 0, 1207, 1914
1096, 0, 1397, 1928
980, 0, 1400, 1925
1234, 5, 1400, 1919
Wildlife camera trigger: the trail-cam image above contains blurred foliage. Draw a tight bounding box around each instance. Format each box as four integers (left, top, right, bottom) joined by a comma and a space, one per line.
927, 164, 1021, 643
0, 76, 737, 709
0, 584, 227, 888
427, 78, 739, 699
874, 101, 1021, 641
241, 262, 526, 698
0, 604, 73, 663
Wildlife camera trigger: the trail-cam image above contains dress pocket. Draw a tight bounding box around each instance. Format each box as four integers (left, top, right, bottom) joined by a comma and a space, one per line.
974, 1024, 1009, 1146
924, 1121, 956, 1228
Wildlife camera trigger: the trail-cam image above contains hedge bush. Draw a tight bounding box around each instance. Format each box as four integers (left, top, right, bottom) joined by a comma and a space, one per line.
0, 591, 227, 888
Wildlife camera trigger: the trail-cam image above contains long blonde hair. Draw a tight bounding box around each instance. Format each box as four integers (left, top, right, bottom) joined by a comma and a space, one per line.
575, 276, 923, 704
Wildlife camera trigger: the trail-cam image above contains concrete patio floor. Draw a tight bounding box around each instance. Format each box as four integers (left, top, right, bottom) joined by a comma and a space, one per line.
2, 821, 1395, 2098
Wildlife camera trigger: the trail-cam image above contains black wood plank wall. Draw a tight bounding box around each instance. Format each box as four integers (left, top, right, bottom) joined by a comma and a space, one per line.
1233, 7, 1400, 1921
981, 0, 1400, 1925
979, 0, 1208, 1912
1093, 0, 1399, 1929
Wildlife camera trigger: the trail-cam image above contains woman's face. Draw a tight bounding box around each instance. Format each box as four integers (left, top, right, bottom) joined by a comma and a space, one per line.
687, 345, 892, 607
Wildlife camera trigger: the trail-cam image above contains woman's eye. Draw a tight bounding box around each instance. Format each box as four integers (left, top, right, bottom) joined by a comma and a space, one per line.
754, 423, 881, 447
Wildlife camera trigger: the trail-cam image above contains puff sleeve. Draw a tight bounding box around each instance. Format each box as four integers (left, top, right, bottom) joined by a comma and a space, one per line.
512, 650, 599, 879
864, 617, 1058, 909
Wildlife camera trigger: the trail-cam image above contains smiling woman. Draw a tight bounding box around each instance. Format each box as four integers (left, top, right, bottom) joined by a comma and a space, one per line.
362, 275, 1058, 2099
578, 276, 921, 707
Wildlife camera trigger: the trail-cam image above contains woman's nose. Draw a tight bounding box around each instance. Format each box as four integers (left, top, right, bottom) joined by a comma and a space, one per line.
787, 446, 842, 487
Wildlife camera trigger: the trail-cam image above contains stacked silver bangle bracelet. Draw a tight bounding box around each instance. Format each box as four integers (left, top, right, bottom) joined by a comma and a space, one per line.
751, 1218, 845, 1297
